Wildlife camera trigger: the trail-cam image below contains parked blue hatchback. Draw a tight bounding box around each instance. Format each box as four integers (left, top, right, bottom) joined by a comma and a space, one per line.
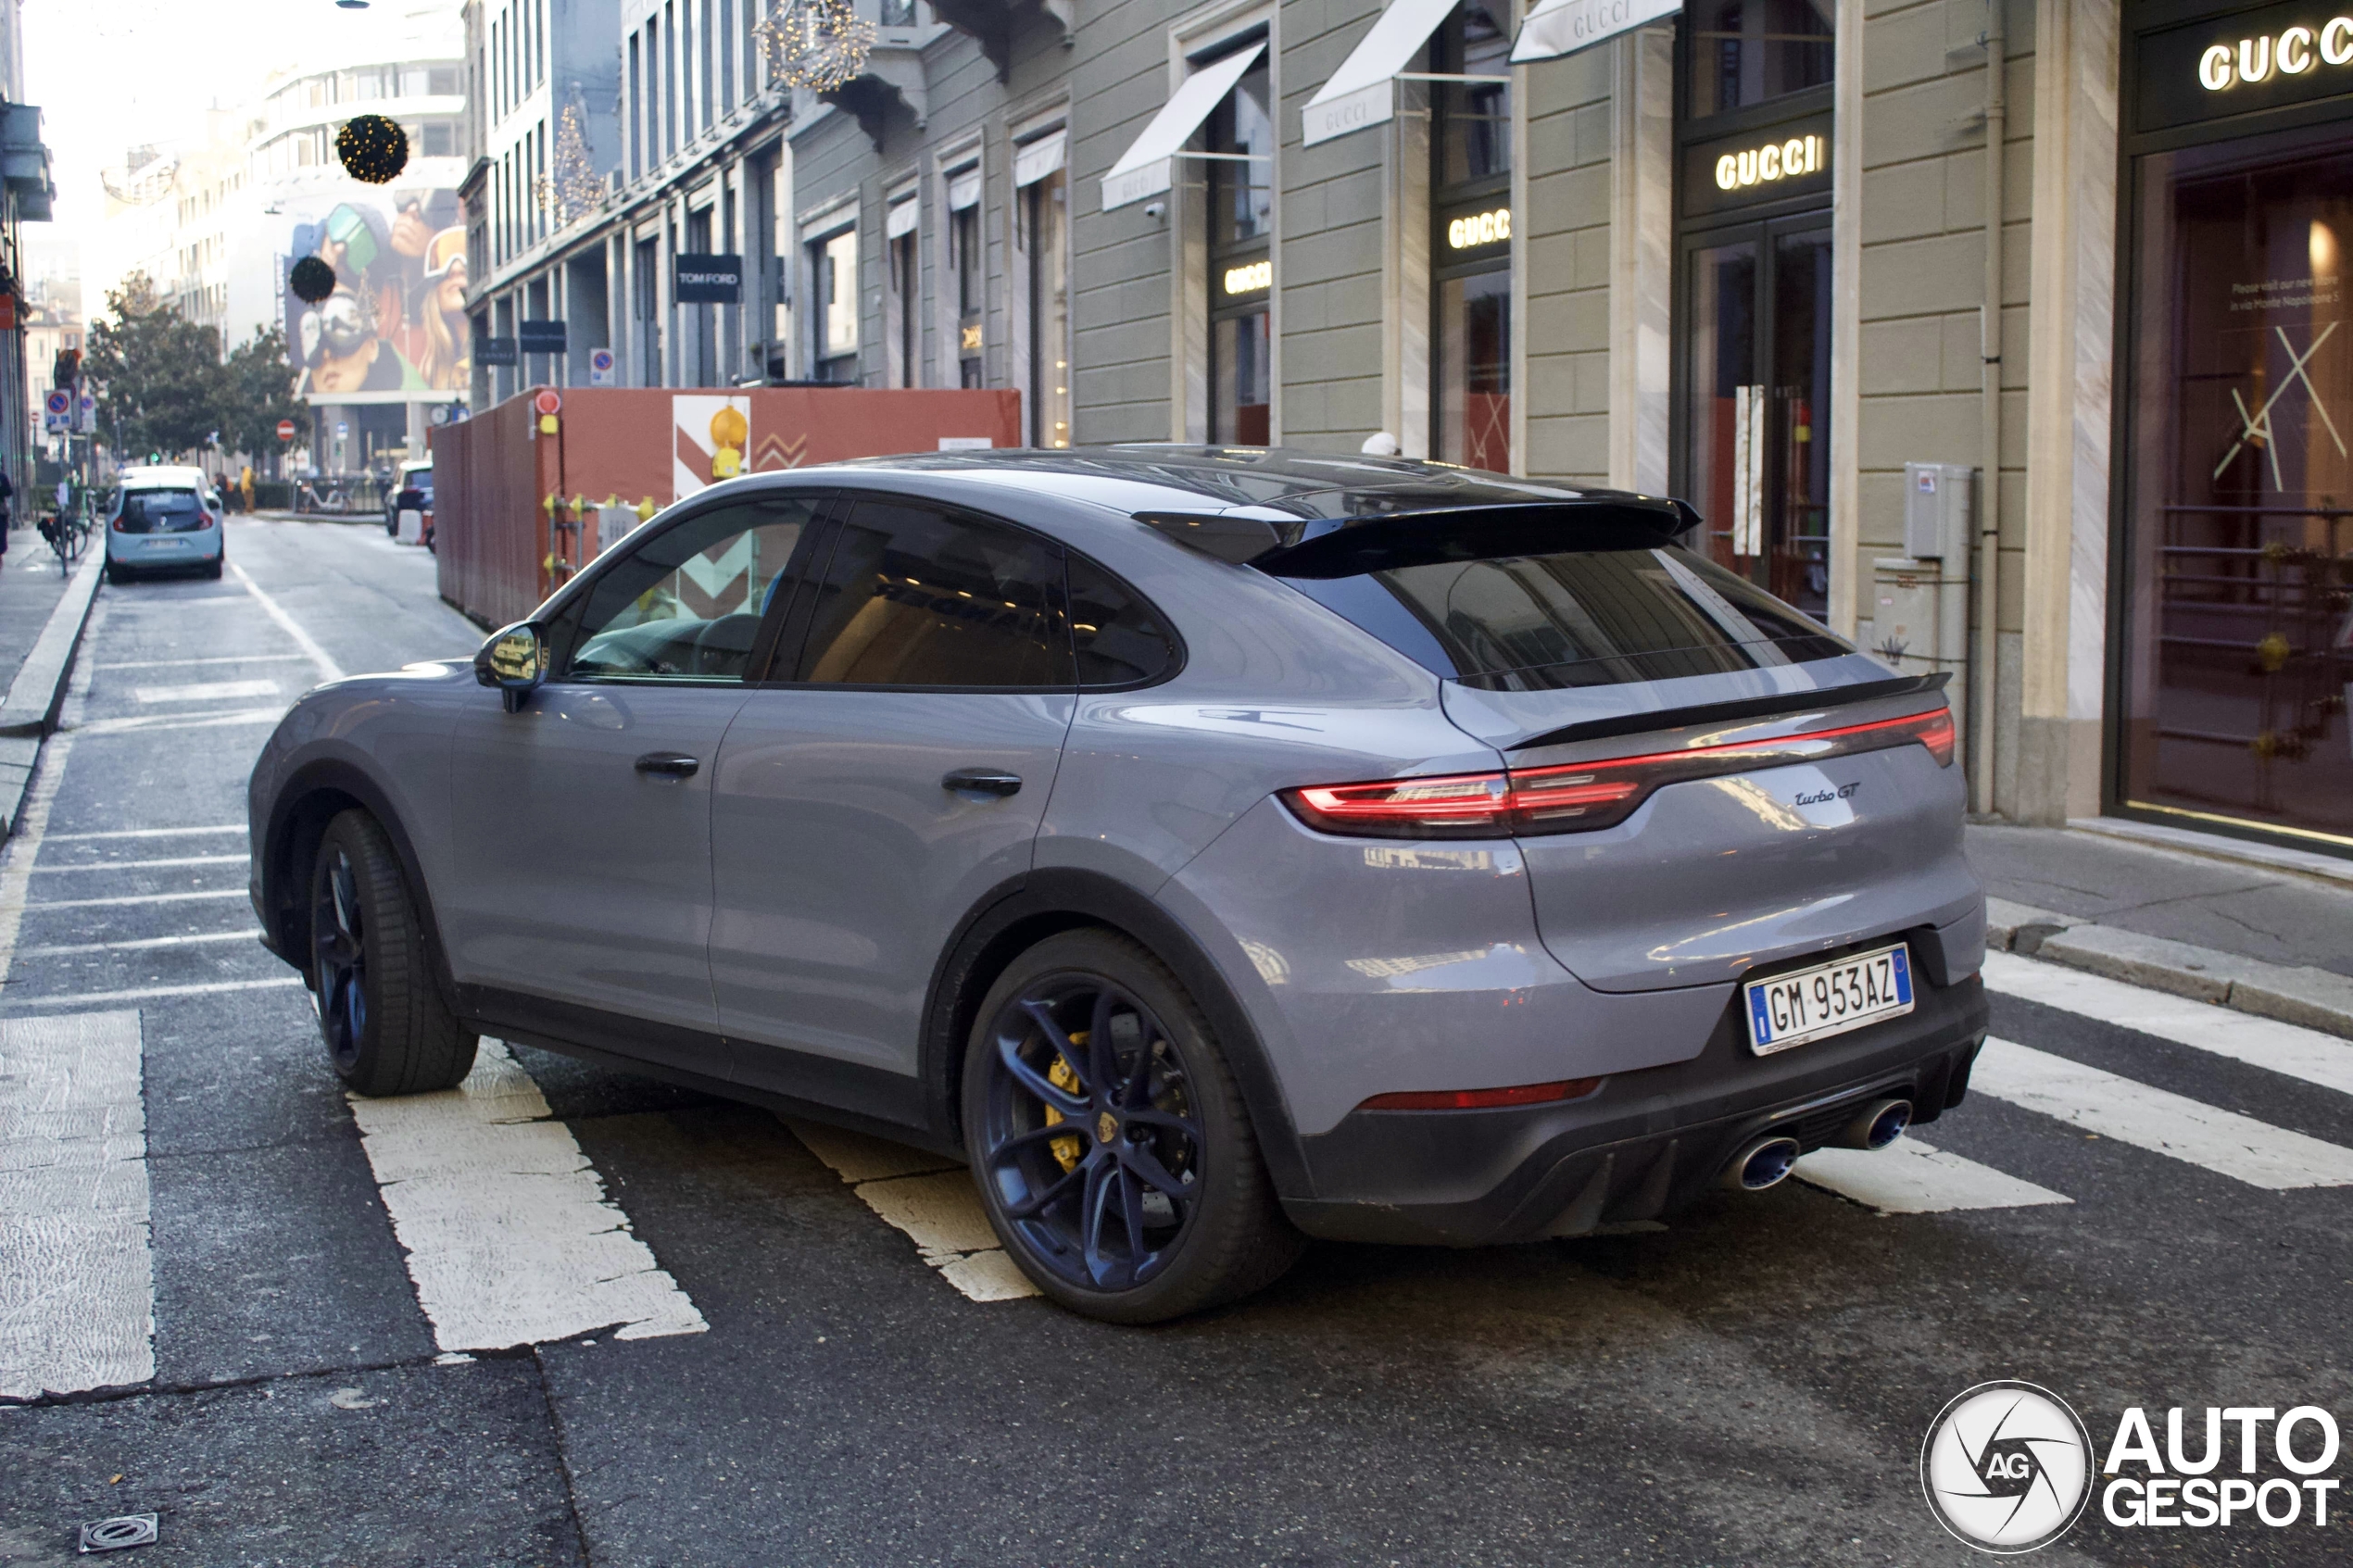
107, 466, 224, 583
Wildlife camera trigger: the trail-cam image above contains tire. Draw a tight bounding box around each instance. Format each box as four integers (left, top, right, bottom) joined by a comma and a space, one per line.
204, 552, 223, 580
963, 928, 1302, 1323
309, 809, 477, 1096
105, 560, 130, 584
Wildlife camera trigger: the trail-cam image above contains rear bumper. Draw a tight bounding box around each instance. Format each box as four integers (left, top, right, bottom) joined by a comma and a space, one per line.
1280, 972, 1988, 1247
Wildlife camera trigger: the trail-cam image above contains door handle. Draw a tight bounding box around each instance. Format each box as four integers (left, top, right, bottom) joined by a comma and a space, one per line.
942, 768, 1022, 798
635, 752, 701, 778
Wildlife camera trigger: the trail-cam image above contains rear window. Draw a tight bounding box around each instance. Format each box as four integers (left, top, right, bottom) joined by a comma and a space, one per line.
1276, 539, 1849, 689
115, 488, 206, 533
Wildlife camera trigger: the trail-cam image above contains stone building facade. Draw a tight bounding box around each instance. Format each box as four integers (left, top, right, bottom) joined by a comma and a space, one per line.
465, 0, 2353, 860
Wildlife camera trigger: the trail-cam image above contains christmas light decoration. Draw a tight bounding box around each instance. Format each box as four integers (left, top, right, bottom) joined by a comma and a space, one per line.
755, 0, 876, 92
335, 114, 409, 184
546, 102, 605, 225
289, 256, 338, 304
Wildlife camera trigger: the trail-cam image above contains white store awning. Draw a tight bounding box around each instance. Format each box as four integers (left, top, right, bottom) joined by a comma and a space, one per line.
1301, 0, 1460, 146
1510, 0, 1679, 65
1101, 42, 1265, 212
1013, 129, 1067, 188
947, 166, 982, 211
885, 195, 918, 238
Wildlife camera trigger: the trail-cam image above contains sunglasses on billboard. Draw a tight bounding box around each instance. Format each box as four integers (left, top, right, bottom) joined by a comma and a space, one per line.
324, 207, 379, 273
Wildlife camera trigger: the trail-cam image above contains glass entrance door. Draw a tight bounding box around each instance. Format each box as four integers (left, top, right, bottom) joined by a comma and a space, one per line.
2119, 124, 2353, 847
1680, 219, 1832, 617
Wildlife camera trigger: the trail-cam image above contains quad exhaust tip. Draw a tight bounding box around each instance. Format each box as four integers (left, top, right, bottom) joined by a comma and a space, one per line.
1840, 1098, 1913, 1151
1721, 1135, 1801, 1192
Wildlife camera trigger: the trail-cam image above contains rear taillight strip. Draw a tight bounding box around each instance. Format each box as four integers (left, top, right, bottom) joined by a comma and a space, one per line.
1283, 706, 1956, 840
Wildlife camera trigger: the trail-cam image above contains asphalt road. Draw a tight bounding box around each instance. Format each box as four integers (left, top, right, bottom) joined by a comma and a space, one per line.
1, 517, 2347, 1566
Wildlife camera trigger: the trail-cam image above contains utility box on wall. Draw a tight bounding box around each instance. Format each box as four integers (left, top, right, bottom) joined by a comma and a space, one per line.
1903, 462, 1974, 560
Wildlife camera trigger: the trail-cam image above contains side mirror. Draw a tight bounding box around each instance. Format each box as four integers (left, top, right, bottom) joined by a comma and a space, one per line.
474, 621, 547, 713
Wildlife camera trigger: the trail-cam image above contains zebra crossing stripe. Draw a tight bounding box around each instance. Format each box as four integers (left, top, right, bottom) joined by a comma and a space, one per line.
1794, 1135, 2073, 1214
0, 1010, 153, 1399
1982, 952, 2353, 1098
784, 1119, 1040, 1302
1972, 1036, 2353, 1190
347, 1043, 707, 1351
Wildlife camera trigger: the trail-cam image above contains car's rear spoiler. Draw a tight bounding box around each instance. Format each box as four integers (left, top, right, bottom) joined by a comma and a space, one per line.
1133, 498, 1702, 573
1508, 672, 1954, 754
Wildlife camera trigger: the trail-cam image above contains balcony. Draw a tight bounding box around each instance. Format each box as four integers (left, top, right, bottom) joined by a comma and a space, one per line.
924, 0, 1070, 77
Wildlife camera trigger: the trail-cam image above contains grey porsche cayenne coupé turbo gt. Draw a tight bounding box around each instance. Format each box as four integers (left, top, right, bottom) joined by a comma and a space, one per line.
248, 447, 1988, 1323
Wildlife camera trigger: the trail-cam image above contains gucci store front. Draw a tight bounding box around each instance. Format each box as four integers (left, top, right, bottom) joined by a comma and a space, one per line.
2115, 3, 2353, 852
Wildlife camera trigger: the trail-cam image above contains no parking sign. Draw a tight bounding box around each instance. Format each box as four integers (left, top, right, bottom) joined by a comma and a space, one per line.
589, 347, 615, 387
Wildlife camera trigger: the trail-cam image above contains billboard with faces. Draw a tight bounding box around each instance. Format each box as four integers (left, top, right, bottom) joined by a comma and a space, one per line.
284, 188, 471, 401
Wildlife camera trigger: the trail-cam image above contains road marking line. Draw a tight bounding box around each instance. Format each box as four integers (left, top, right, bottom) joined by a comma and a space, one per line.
227, 559, 344, 683
785, 1118, 1041, 1302
96, 654, 311, 671
0, 630, 92, 992
46, 825, 244, 841
0, 977, 303, 1010
14, 931, 260, 959
1974, 1036, 2353, 1190
72, 708, 286, 737
32, 855, 246, 873
0, 1010, 153, 1399
349, 1043, 707, 1351
1795, 1135, 2074, 1214
132, 680, 281, 705
23, 890, 247, 910
1983, 952, 2353, 1098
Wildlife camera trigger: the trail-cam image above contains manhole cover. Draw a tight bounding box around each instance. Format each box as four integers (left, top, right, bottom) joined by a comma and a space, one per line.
78, 1513, 157, 1552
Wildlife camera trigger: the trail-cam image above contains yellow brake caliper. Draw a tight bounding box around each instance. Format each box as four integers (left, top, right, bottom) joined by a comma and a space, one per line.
1042, 1031, 1088, 1173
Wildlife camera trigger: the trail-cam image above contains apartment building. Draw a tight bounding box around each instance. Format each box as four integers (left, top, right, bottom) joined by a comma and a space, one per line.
469, 0, 2353, 860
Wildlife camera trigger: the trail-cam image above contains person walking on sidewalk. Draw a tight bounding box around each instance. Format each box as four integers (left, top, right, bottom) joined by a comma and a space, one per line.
0, 466, 14, 568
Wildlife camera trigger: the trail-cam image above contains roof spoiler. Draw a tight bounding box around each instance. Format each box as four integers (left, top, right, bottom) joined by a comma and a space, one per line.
1134, 499, 1704, 571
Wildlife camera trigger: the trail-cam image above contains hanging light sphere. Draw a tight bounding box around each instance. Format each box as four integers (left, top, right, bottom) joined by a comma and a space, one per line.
289, 256, 338, 304
757, 0, 876, 92
336, 113, 409, 184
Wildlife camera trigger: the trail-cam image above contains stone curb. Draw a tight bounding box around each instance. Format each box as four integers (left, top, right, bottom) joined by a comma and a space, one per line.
0, 549, 105, 838
1985, 896, 2353, 1043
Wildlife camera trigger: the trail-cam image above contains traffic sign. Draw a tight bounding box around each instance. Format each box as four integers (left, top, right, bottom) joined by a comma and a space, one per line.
44, 389, 68, 415
533, 388, 562, 417
277, 419, 297, 442
44, 389, 69, 433
589, 347, 615, 387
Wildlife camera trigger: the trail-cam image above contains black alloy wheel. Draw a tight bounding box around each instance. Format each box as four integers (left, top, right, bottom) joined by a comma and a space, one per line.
964, 930, 1301, 1323
308, 809, 478, 1096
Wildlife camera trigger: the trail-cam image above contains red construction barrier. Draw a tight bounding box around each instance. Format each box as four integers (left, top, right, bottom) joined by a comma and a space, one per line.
430, 386, 1023, 630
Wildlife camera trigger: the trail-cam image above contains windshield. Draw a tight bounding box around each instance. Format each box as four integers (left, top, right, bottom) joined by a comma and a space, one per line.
115, 488, 208, 534
1277, 544, 1849, 690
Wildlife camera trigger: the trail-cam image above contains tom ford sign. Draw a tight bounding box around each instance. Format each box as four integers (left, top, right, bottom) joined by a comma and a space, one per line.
2135, 3, 2353, 132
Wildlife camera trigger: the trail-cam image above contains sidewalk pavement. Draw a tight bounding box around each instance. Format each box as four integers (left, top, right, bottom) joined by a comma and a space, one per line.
0, 534, 105, 837
1968, 821, 2353, 1041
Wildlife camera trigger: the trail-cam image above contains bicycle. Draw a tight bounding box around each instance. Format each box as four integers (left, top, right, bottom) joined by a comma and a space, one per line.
38, 509, 89, 569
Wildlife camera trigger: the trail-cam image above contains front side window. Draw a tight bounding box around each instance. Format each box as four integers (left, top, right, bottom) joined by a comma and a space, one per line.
561, 495, 822, 681
790, 500, 1071, 688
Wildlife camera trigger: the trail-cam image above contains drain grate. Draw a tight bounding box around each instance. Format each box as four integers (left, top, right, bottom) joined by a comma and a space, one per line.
78, 1514, 157, 1553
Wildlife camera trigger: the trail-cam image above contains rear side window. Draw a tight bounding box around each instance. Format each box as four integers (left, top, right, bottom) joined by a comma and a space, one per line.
115, 489, 205, 534
1277, 543, 1849, 689
1067, 557, 1177, 688
790, 500, 1072, 688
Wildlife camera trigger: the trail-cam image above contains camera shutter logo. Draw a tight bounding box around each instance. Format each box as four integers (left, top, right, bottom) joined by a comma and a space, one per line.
1920, 1382, 2094, 1553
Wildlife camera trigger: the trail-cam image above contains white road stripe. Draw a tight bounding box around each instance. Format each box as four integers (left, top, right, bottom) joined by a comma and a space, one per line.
45, 825, 244, 842
227, 559, 344, 683
1983, 952, 2353, 1098
1973, 1037, 2353, 1190
0, 650, 87, 992
784, 1119, 1040, 1302
348, 1043, 706, 1350
132, 680, 281, 705
0, 977, 304, 1010
25, 890, 247, 910
15, 930, 260, 959
97, 654, 311, 671
32, 855, 246, 872
1795, 1135, 2074, 1214
72, 708, 286, 737
0, 1010, 153, 1399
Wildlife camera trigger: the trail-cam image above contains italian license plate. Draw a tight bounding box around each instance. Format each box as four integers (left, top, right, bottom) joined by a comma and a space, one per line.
1744, 943, 1914, 1056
